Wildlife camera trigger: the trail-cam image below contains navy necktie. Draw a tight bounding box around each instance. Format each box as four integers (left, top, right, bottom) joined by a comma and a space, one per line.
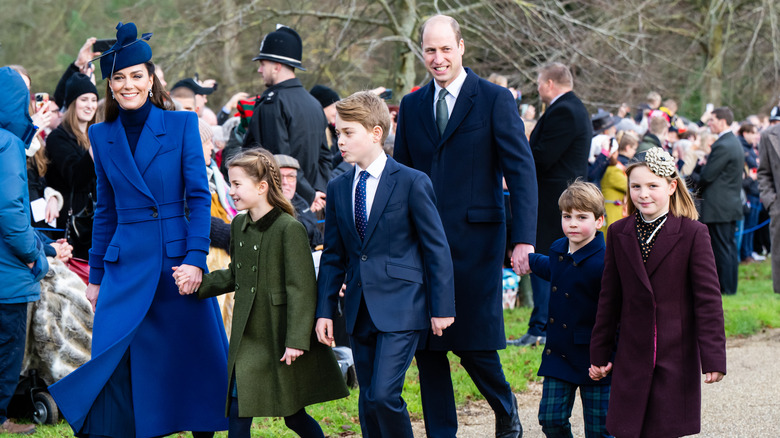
355, 170, 369, 240
436, 88, 449, 135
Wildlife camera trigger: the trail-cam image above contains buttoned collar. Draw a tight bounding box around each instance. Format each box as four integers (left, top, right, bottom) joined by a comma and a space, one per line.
550, 231, 605, 264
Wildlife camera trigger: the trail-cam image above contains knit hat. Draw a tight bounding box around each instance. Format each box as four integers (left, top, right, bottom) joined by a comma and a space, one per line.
64, 73, 99, 109
310, 85, 340, 108
96, 22, 153, 80
274, 154, 300, 170
172, 77, 215, 95
252, 25, 305, 71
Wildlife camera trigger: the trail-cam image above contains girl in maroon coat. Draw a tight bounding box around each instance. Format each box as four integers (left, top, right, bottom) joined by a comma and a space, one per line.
590, 147, 727, 438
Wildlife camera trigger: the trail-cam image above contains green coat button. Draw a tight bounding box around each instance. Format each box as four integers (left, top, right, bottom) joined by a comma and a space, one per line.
252, 266, 257, 272
251, 287, 256, 293
254, 245, 258, 250
237, 263, 242, 269
239, 242, 244, 247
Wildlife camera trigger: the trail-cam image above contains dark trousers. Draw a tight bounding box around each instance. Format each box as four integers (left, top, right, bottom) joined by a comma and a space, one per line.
416, 349, 515, 438
350, 298, 421, 438
741, 195, 761, 260
707, 221, 739, 294
538, 377, 611, 438
0, 303, 28, 425
528, 273, 550, 336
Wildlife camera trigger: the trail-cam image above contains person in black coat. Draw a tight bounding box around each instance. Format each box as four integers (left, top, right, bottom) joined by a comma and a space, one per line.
242, 26, 331, 211
45, 74, 98, 260
518, 63, 591, 346
700, 107, 744, 294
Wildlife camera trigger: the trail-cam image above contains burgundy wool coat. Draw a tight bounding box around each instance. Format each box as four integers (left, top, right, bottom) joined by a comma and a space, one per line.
590, 213, 727, 438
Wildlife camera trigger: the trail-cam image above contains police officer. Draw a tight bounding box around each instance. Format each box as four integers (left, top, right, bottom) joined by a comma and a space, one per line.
243, 25, 331, 211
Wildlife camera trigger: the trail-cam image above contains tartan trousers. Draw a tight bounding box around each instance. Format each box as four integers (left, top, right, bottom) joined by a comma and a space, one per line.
538, 376, 612, 438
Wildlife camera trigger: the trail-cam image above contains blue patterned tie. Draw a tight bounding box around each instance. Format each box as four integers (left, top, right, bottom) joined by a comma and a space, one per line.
355, 170, 369, 240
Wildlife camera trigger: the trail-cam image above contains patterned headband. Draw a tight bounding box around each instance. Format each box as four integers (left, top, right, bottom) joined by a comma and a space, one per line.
644, 147, 676, 178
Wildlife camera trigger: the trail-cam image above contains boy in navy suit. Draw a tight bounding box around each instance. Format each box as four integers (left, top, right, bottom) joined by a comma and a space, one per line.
527, 180, 611, 438
315, 91, 455, 438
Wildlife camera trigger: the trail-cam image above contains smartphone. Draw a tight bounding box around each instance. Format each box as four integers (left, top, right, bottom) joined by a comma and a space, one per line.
379, 89, 393, 100
93, 39, 116, 53
706, 103, 714, 112
34, 92, 49, 111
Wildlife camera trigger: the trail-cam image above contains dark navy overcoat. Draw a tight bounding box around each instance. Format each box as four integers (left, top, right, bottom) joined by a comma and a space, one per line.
49, 106, 229, 437
395, 69, 538, 350
529, 233, 610, 386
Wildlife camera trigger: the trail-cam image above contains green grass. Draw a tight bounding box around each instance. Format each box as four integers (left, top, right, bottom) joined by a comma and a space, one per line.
25, 260, 779, 436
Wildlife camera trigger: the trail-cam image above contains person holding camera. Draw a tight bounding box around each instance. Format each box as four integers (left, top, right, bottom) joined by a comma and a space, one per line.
45, 73, 98, 264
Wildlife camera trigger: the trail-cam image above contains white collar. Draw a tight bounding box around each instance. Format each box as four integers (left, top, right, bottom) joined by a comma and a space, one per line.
433, 68, 468, 100
355, 153, 388, 180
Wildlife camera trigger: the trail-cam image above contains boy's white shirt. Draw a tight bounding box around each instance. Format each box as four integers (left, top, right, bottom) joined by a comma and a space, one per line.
352, 152, 388, 221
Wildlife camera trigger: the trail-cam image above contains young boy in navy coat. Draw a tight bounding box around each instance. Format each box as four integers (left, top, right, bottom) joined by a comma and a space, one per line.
528, 180, 611, 437
315, 91, 455, 438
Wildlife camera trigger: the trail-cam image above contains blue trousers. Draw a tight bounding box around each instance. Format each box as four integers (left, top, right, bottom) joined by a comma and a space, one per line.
741, 195, 762, 260
0, 303, 28, 425
350, 298, 422, 438
538, 377, 611, 438
528, 273, 550, 336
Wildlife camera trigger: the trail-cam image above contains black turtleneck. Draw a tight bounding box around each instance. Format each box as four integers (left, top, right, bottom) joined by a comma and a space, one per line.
118, 98, 153, 156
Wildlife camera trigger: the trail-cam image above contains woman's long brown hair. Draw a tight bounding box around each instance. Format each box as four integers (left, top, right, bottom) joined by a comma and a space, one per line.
103, 62, 173, 122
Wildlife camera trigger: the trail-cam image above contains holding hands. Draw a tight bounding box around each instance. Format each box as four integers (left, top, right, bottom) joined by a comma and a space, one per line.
172, 264, 203, 295
589, 362, 613, 381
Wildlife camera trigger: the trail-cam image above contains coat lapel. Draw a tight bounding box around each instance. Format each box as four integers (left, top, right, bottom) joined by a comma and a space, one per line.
133, 105, 166, 177
106, 120, 155, 202
438, 69, 477, 148
419, 83, 439, 146
616, 215, 653, 293
361, 156, 397, 246
644, 214, 682, 278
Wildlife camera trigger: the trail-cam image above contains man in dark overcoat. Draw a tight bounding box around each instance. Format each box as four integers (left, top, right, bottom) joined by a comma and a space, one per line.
700, 107, 744, 294
243, 25, 331, 210
517, 62, 590, 347
394, 15, 537, 438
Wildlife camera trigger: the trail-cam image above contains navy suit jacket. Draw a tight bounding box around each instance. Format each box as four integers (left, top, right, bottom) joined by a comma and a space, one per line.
529, 233, 610, 385
395, 69, 537, 350
316, 156, 455, 334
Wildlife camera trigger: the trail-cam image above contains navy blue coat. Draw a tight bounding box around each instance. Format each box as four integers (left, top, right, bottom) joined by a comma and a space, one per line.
49, 106, 229, 437
528, 233, 609, 385
0, 67, 48, 304
395, 69, 537, 350
316, 156, 455, 334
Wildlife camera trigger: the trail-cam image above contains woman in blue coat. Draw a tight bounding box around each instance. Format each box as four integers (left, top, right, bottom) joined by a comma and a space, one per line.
49, 23, 229, 438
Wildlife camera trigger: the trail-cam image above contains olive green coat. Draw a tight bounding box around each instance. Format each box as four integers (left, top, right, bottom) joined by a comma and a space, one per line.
199, 208, 348, 417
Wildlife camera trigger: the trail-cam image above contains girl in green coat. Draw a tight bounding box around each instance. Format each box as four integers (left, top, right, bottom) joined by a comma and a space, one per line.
176, 149, 348, 437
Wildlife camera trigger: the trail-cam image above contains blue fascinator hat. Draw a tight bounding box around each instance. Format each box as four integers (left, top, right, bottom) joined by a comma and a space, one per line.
95, 22, 153, 80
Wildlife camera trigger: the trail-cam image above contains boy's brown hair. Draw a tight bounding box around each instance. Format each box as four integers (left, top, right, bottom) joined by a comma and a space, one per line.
335, 91, 392, 144
558, 179, 606, 218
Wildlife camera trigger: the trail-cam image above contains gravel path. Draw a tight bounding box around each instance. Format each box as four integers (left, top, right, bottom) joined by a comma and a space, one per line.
412, 328, 780, 437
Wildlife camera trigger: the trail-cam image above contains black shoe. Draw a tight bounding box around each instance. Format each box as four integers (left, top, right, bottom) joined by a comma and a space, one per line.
495, 399, 522, 438
509, 333, 546, 347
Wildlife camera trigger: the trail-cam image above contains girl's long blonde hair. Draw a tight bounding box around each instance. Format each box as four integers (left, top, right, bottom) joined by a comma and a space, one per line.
227, 148, 295, 217
625, 160, 699, 220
